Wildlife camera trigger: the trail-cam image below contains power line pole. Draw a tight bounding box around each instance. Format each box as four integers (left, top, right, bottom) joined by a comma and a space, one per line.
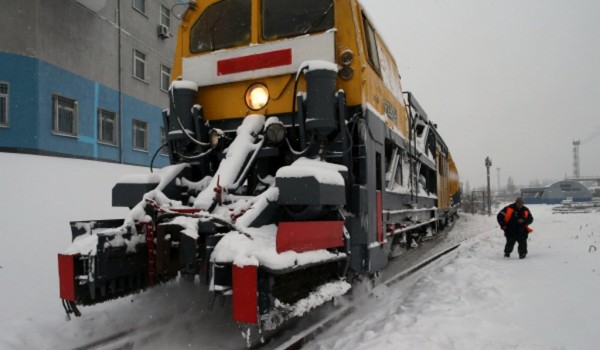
485, 157, 492, 216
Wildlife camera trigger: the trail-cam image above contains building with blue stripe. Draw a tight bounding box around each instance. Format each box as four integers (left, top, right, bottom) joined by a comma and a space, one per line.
0, 0, 183, 168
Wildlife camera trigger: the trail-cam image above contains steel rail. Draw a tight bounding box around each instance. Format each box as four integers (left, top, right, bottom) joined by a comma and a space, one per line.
271, 241, 462, 350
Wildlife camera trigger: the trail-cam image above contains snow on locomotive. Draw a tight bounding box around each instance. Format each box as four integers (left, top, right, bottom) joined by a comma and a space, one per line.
58, 0, 460, 335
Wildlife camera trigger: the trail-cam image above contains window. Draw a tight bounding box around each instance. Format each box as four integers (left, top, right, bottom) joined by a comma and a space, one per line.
132, 119, 148, 151
0, 82, 8, 127
262, 0, 334, 40
133, 0, 146, 14
133, 50, 146, 81
52, 95, 78, 136
160, 65, 171, 92
98, 109, 118, 145
160, 127, 168, 155
190, 0, 251, 54
362, 14, 381, 74
160, 4, 171, 28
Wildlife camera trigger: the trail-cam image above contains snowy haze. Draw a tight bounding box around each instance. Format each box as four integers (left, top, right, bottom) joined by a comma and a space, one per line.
361, 0, 600, 188
2, 154, 600, 349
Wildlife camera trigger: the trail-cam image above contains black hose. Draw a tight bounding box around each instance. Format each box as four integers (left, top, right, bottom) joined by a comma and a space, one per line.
291, 66, 309, 129
287, 67, 311, 154
150, 142, 168, 173
176, 116, 209, 147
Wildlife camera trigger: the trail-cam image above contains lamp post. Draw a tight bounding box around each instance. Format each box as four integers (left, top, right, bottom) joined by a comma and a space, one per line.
485, 157, 492, 216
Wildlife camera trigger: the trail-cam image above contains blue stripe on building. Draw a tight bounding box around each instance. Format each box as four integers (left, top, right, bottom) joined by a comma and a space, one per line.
0, 51, 169, 168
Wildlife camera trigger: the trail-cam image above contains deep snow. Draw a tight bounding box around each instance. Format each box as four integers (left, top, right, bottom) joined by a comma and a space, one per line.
1, 153, 599, 349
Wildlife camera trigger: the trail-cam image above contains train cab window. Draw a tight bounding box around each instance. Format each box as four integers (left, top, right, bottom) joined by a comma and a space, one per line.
262, 0, 333, 40
190, 0, 251, 54
362, 14, 381, 74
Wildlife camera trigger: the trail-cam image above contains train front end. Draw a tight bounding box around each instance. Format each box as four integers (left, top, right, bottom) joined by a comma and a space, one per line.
58, 0, 356, 334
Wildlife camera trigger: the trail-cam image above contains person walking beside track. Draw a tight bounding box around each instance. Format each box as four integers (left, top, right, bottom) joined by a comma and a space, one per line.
497, 197, 534, 259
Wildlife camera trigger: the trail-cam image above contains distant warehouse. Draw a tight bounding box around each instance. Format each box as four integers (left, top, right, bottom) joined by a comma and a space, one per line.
521, 180, 592, 204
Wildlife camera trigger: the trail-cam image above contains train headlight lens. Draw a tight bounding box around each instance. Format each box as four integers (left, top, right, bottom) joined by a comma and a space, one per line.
339, 66, 354, 80
245, 84, 269, 110
265, 120, 286, 145
209, 128, 224, 148
340, 50, 354, 65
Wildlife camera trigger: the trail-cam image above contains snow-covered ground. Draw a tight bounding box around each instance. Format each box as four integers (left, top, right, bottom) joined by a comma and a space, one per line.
1, 153, 599, 349
307, 208, 600, 350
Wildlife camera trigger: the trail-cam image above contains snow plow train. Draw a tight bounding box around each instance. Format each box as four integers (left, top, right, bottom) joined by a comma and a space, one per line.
58, 0, 460, 339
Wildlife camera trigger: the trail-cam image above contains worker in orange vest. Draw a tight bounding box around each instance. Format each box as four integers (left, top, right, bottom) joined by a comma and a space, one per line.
497, 197, 534, 259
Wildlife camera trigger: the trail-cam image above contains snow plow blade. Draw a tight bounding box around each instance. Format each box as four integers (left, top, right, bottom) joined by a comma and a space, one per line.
58, 219, 152, 315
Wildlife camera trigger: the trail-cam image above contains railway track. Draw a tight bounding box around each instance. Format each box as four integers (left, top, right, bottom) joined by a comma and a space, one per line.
266, 242, 461, 350
264, 215, 493, 349
67, 219, 481, 350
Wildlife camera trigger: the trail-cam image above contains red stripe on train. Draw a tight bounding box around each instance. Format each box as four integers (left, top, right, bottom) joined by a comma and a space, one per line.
232, 264, 258, 324
58, 254, 77, 301
276, 221, 344, 254
217, 48, 292, 76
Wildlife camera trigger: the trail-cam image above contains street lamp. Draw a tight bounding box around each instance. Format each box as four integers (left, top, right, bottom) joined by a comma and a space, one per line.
485, 157, 492, 216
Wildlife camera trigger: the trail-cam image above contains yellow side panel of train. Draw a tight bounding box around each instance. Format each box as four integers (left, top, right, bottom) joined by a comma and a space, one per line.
448, 153, 460, 199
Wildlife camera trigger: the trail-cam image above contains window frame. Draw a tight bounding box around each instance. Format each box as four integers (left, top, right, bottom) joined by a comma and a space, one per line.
160, 4, 171, 28
362, 13, 381, 75
0, 81, 8, 127
160, 65, 171, 92
160, 127, 168, 156
133, 0, 146, 15
133, 49, 147, 82
132, 119, 149, 152
52, 94, 78, 137
97, 108, 118, 146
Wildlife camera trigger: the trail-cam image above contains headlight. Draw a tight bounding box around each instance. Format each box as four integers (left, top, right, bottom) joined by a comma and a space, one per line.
340, 50, 354, 65
245, 83, 269, 110
339, 50, 354, 80
265, 119, 286, 145
339, 66, 354, 80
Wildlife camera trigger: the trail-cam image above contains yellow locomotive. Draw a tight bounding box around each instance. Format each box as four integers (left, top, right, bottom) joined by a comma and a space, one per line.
58, 0, 460, 339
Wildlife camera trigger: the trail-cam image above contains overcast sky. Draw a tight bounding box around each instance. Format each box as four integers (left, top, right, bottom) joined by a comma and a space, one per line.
360, 0, 600, 189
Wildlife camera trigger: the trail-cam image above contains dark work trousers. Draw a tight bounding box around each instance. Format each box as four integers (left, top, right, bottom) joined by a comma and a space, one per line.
504, 234, 527, 256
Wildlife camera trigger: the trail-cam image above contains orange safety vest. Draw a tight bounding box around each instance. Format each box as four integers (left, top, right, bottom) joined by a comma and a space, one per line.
504, 207, 533, 233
